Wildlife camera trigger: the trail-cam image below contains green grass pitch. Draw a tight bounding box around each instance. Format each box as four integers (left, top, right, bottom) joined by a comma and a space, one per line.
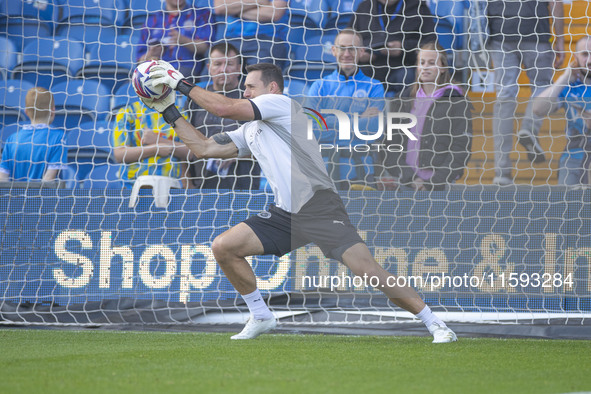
1, 329, 590, 394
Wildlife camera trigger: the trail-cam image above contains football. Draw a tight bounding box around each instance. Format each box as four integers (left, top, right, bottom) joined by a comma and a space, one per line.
132, 60, 173, 102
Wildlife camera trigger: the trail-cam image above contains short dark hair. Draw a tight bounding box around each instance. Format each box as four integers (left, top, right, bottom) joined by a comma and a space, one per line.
246, 63, 284, 92
209, 42, 241, 64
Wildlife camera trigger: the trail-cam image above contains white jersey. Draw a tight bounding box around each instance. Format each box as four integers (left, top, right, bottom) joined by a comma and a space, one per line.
226, 94, 335, 213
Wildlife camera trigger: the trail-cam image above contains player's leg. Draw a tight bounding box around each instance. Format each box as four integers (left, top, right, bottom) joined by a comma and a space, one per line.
340, 242, 457, 343
212, 222, 277, 339
487, 39, 521, 183
518, 40, 554, 163
211, 222, 264, 295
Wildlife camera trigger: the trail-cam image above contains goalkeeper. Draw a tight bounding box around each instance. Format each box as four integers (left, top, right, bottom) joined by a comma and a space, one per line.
140, 60, 457, 343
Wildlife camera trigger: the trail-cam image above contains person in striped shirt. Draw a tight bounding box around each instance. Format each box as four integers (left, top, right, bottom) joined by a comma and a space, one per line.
112, 100, 192, 188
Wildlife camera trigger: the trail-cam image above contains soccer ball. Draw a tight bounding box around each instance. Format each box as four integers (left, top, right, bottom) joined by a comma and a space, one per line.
132, 60, 173, 102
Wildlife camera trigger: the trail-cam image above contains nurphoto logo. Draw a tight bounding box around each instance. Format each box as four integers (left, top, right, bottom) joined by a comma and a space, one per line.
304, 107, 417, 153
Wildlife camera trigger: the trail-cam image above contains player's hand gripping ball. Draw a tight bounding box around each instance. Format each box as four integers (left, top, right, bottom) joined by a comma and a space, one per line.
133, 60, 176, 112
132, 60, 174, 102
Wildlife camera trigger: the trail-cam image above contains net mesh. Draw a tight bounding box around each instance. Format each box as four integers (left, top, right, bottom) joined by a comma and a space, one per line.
0, 0, 590, 328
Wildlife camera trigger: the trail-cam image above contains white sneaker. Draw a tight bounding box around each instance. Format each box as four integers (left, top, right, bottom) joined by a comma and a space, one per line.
429, 323, 458, 343
492, 176, 513, 186
231, 316, 277, 340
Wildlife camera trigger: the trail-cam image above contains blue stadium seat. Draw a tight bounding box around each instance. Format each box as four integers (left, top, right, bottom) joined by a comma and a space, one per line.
284, 79, 308, 97
66, 120, 116, 181
288, 31, 337, 81
78, 36, 135, 93
0, 0, 56, 51
128, 0, 165, 28
0, 79, 35, 126
55, 24, 119, 56
82, 164, 124, 189
0, 36, 17, 81
58, 0, 118, 26
111, 83, 139, 120
51, 80, 111, 129
12, 37, 85, 89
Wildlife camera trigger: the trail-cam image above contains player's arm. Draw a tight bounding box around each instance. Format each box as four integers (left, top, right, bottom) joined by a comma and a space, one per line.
42, 168, 59, 182
533, 61, 577, 116
149, 63, 255, 121
0, 171, 8, 181
171, 117, 239, 159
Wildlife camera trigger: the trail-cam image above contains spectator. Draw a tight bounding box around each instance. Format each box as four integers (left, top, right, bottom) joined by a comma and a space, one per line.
213, 0, 288, 69
307, 29, 385, 189
0, 87, 67, 182
384, 41, 472, 191
112, 100, 193, 188
348, 0, 436, 95
533, 35, 591, 186
485, 0, 564, 185
137, 0, 212, 78
186, 42, 260, 189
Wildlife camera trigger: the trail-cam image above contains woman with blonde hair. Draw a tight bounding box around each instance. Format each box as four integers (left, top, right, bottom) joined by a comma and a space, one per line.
385, 41, 472, 191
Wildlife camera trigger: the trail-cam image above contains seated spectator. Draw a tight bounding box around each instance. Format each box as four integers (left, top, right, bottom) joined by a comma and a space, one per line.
213, 0, 288, 69
349, 0, 436, 95
0, 87, 67, 182
384, 41, 472, 191
307, 29, 385, 189
186, 42, 260, 189
113, 100, 193, 188
533, 35, 591, 186
137, 0, 212, 78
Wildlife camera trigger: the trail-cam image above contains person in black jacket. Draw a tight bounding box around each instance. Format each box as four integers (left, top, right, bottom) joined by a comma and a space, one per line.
348, 0, 437, 95
384, 41, 472, 191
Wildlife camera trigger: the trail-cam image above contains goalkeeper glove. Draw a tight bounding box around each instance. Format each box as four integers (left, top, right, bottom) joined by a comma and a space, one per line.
140, 90, 182, 127
149, 60, 195, 97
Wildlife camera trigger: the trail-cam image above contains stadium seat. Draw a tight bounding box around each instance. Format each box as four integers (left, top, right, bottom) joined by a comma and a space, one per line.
58, 0, 118, 26
78, 36, 135, 93
288, 31, 337, 81
82, 164, 124, 189
0, 36, 17, 81
51, 80, 111, 129
55, 24, 119, 56
111, 83, 139, 120
66, 119, 116, 181
0, 79, 35, 126
284, 79, 309, 97
12, 37, 85, 89
0, 0, 56, 52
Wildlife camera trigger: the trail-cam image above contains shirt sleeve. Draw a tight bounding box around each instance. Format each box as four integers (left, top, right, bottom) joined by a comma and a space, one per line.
226, 124, 252, 157
47, 131, 68, 170
0, 141, 12, 176
250, 94, 290, 123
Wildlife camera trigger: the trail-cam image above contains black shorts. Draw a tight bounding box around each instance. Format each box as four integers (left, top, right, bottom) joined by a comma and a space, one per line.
243, 189, 365, 261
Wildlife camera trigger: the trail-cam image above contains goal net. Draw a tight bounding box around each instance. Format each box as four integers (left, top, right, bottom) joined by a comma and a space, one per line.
0, 0, 589, 333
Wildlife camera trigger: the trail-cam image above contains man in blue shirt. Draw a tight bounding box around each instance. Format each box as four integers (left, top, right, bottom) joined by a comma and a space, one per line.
0, 87, 67, 182
137, 0, 212, 77
534, 35, 591, 186
307, 29, 385, 189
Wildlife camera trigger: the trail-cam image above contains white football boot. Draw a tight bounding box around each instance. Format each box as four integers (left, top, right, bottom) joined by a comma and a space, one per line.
231, 316, 277, 340
429, 323, 458, 343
